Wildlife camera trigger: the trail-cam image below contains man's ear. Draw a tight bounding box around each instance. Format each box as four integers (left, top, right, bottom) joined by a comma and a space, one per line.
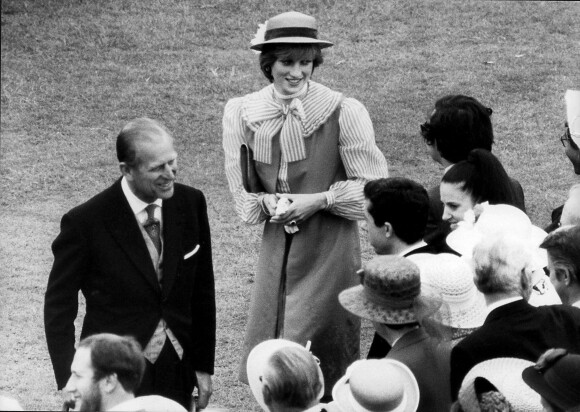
557, 266, 572, 286
119, 162, 132, 180
100, 373, 119, 394
383, 222, 394, 239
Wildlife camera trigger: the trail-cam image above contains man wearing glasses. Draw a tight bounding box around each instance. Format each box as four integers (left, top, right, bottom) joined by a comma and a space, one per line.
546, 89, 580, 232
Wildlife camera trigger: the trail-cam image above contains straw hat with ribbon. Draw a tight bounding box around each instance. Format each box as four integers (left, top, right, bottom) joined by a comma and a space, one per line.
250, 11, 333, 52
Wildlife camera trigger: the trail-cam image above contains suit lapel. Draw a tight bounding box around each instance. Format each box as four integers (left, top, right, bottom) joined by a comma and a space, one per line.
105, 181, 162, 294
160, 194, 184, 300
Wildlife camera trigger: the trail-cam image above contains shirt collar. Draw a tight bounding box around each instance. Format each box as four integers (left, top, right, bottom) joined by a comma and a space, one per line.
486, 296, 523, 316
398, 240, 427, 257
121, 177, 162, 216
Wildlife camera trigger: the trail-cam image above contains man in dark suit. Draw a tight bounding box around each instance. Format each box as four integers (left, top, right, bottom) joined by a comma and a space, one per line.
450, 233, 580, 400
44, 118, 216, 409
363, 177, 457, 358
419, 95, 525, 244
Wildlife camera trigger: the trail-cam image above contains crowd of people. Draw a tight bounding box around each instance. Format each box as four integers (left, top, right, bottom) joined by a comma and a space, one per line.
2, 9, 578, 412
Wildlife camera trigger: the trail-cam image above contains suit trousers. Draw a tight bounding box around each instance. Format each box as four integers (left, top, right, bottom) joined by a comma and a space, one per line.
137, 339, 195, 409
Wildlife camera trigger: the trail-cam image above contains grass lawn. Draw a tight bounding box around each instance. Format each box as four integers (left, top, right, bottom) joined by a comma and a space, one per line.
1, 0, 579, 410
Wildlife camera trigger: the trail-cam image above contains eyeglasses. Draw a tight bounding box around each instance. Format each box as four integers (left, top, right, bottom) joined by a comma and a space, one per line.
560, 126, 572, 147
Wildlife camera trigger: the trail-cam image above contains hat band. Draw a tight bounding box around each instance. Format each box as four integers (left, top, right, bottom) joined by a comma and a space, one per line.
265, 27, 318, 41
363, 287, 417, 310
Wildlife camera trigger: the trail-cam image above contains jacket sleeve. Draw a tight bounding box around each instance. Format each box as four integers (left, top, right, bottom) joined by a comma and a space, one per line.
44, 212, 87, 389
189, 192, 216, 375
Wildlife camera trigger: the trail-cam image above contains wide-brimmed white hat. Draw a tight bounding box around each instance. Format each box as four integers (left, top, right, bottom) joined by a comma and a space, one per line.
458, 358, 542, 412
446, 203, 548, 270
250, 11, 334, 51
406, 253, 486, 330
246, 339, 323, 411
332, 359, 420, 412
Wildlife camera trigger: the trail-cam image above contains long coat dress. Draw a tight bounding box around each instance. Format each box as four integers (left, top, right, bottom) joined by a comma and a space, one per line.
223, 81, 389, 393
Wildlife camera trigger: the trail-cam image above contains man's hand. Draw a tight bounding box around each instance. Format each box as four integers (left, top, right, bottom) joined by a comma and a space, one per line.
269, 193, 327, 226
194, 371, 213, 410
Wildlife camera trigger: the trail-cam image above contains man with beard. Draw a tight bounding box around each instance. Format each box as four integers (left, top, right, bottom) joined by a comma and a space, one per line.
64, 333, 185, 411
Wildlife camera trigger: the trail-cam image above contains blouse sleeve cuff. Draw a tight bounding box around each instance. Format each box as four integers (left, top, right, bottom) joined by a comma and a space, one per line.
323, 190, 335, 211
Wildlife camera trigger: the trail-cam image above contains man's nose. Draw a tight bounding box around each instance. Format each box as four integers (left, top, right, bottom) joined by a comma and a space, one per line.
163, 164, 176, 179
63, 376, 74, 393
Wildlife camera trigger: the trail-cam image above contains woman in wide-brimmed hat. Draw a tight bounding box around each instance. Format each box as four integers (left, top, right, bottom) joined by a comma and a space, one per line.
222, 11, 388, 398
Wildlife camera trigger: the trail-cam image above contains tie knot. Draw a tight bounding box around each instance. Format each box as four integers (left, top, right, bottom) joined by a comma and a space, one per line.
145, 204, 158, 221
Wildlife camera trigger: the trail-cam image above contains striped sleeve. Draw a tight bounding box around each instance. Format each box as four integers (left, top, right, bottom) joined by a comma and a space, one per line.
222, 98, 268, 225
326, 97, 389, 220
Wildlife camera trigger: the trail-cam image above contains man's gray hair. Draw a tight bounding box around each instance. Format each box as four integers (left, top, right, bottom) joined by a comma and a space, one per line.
472, 233, 534, 297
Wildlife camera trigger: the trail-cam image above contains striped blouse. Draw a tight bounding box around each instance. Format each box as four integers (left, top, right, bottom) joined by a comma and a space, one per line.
222, 82, 389, 225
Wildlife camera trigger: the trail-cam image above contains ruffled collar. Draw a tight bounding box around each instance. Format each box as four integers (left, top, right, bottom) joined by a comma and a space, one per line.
241, 81, 343, 163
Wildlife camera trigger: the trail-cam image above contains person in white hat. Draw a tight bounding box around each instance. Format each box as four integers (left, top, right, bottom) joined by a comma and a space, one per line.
246, 339, 325, 412
406, 253, 487, 345
454, 358, 542, 412
540, 225, 580, 308
327, 359, 420, 412
223, 11, 389, 398
449, 233, 580, 401
339, 256, 451, 412
546, 89, 580, 232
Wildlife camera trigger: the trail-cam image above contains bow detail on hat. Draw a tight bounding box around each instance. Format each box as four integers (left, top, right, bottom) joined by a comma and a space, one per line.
252, 97, 307, 164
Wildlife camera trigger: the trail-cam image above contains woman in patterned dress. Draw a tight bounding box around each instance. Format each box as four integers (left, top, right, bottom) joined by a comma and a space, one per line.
222, 11, 389, 397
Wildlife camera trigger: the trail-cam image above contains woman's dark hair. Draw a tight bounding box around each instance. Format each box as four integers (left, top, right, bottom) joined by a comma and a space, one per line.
421, 95, 494, 164
259, 44, 323, 82
442, 149, 519, 208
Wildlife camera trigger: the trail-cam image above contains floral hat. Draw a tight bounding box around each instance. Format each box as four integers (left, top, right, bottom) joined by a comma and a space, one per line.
250, 11, 333, 51
331, 359, 420, 412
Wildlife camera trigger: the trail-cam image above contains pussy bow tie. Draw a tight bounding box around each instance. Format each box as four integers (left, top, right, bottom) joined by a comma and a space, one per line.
253, 98, 307, 164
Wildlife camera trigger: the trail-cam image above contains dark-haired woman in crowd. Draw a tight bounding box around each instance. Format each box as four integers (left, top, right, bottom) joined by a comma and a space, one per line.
440, 148, 523, 231
222, 11, 388, 398
420, 95, 526, 240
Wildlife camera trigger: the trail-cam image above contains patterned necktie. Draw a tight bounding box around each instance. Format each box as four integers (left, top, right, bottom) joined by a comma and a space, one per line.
143, 204, 161, 254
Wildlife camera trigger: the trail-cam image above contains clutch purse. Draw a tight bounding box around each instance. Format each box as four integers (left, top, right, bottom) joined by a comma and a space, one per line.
240, 144, 265, 193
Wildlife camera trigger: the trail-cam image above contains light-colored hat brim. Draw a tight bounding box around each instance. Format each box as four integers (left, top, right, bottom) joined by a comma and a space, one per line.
332, 360, 420, 412
339, 286, 417, 325
250, 38, 333, 51
459, 358, 542, 412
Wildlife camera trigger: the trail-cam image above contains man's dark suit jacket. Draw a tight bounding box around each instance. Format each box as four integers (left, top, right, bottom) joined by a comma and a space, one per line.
44, 179, 216, 389
450, 300, 580, 399
387, 328, 451, 412
424, 177, 526, 244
